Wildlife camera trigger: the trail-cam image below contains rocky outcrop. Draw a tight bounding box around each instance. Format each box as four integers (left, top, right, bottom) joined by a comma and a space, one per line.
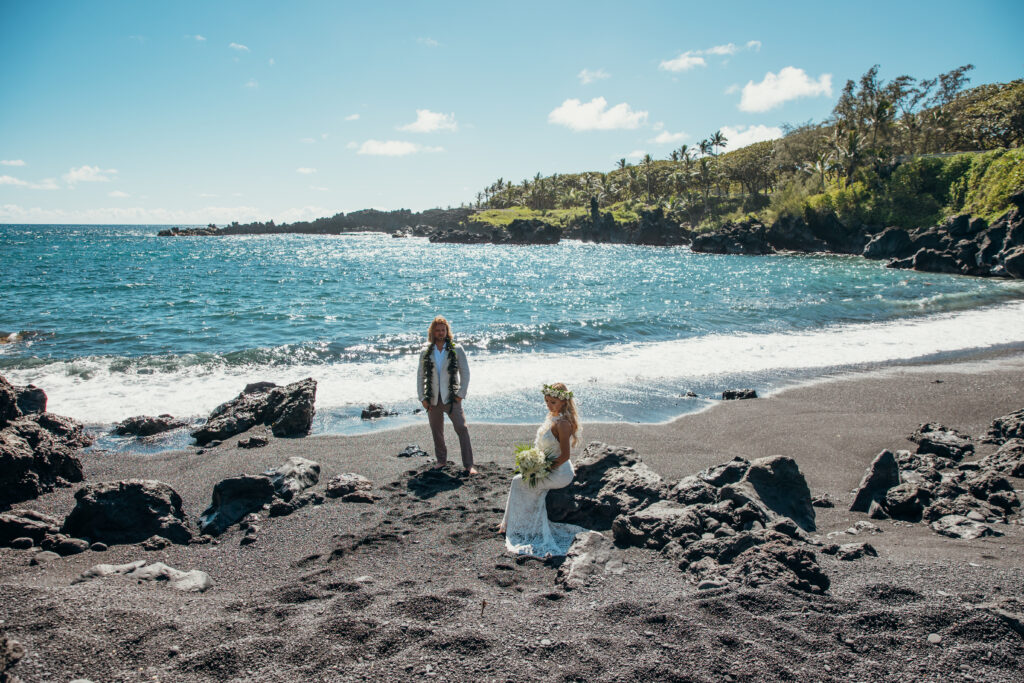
578, 200, 690, 246
191, 378, 316, 445
691, 220, 772, 255
112, 414, 188, 437
0, 375, 91, 508
880, 200, 1024, 278
849, 418, 1022, 537
551, 444, 831, 593
692, 213, 867, 256
61, 480, 192, 545
546, 443, 667, 529
199, 457, 321, 535
985, 408, 1024, 444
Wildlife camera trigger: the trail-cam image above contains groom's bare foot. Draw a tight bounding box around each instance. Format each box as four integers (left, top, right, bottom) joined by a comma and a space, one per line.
432, 462, 447, 470
466, 467, 478, 475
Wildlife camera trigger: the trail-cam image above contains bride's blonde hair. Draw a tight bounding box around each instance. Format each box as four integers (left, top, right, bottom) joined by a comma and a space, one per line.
547, 382, 581, 447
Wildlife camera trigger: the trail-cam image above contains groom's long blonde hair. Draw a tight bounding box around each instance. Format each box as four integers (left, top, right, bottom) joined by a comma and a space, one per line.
549, 382, 581, 447
427, 315, 453, 344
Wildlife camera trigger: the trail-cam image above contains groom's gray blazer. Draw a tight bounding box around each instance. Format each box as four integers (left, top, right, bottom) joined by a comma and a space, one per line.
416, 344, 471, 405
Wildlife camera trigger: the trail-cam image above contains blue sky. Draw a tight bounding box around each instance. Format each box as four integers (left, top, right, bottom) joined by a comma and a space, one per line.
1, 1, 1021, 224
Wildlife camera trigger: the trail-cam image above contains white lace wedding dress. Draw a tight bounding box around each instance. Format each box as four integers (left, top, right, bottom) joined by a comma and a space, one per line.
500, 415, 586, 557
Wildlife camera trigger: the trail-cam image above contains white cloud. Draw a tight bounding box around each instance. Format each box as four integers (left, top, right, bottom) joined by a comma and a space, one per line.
548, 97, 648, 131
725, 84, 740, 95
345, 141, 359, 149
310, 186, 329, 192
660, 41, 761, 72
229, 42, 250, 52
417, 37, 440, 47
188, 34, 206, 42
659, 52, 705, 72
198, 193, 218, 198
1, 159, 26, 166
345, 113, 360, 121
739, 66, 832, 112
356, 140, 443, 156
578, 68, 610, 85
268, 58, 275, 66
300, 137, 315, 144
398, 109, 458, 133
245, 79, 258, 88
719, 124, 784, 149
321, 133, 328, 140
0, 172, 59, 190
108, 190, 130, 198
650, 130, 688, 145
626, 150, 646, 159
296, 167, 317, 174
63, 165, 117, 185
704, 43, 738, 56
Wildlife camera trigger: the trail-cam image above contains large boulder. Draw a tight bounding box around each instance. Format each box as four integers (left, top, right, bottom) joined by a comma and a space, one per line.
199, 475, 276, 536
13, 384, 46, 415
850, 450, 901, 513
611, 500, 704, 550
112, 414, 187, 437
191, 378, 317, 445
266, 457, 321, 501
863, 227, 914, 260
199, 457, 320, 535
0, 416, 87, 508
62, 480, 192, 545
546, 443, 666, 529
735, 455, 816, 531
911, 423, 974, 460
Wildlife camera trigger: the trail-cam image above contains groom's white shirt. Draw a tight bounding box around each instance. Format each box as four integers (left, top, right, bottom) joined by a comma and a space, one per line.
432, 345, 448, 403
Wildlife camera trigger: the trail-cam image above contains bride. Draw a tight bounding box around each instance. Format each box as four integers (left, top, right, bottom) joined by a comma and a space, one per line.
499, 382, 586, 557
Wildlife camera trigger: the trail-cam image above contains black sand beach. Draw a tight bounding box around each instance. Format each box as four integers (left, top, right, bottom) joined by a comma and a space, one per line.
2, 352, 1023, 682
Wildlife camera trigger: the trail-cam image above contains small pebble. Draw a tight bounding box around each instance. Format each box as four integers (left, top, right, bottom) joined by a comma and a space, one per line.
927, 633, 942, 645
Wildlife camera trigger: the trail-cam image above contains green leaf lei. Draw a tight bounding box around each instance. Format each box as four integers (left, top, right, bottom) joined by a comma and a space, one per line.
422, 339, 460, 406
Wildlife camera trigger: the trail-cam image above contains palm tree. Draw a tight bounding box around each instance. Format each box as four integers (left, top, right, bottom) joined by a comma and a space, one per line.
616, 158, 628, 170
710, 130, 728, 155
641, 153, 654, 202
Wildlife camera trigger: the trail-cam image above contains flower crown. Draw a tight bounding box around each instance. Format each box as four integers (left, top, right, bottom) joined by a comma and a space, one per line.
542, 384, 573, 401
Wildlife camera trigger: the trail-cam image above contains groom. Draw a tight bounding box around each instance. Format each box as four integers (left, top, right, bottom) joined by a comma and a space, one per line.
416, 315, 476, 474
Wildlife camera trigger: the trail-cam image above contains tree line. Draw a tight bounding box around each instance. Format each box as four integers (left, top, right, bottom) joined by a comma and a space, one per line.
474, 66, 1023, 227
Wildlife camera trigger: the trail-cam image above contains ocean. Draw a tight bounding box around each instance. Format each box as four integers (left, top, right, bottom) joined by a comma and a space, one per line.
3, 224, 1024, 450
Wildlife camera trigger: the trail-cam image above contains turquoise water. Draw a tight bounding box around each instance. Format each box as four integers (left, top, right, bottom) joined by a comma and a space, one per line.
2, 224, 1024, 444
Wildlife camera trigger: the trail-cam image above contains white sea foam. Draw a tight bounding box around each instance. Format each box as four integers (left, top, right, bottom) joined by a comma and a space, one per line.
6, 300, 1024, 425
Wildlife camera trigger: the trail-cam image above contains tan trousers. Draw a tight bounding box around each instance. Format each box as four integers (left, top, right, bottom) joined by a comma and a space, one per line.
427, 401, 474, 468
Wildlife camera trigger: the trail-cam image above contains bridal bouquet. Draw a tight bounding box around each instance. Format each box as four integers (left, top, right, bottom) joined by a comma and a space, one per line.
513, 443, 554, 487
